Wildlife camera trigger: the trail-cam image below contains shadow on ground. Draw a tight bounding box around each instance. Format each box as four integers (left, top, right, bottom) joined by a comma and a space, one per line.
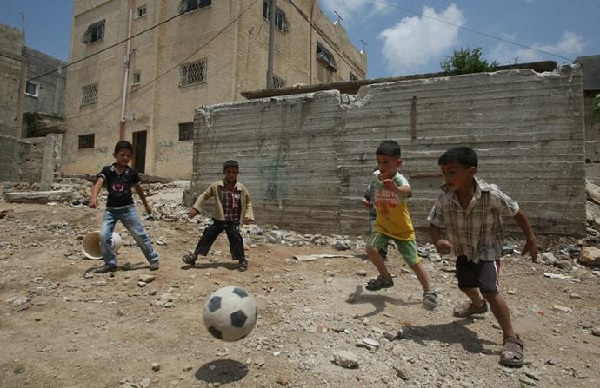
195, 359, 249, 384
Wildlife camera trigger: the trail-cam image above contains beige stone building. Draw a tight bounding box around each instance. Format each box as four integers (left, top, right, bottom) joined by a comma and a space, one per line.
63, 0, 367, 178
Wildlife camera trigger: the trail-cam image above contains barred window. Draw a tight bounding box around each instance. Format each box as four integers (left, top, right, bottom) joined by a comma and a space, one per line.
179, 60, 207, 87
317, 42, 337, 70
132, 72, 141, 85
81, 83, 98, 106
273, 75, 286, 89
78, 134, 95, 149
178, 122, 194, 141
179, 0, 211, 14
263, 0, 289, 32
136, 5, 147, 18
25, 81, 39, 97
82, 20, 105, 44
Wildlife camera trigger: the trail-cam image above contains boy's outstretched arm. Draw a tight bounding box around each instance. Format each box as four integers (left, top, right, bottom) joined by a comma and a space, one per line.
382, 179, 411, 196
134, 184, 152, 215
429, 224, 452, 254
513, 209, 538, 262
89, 177, 104, 209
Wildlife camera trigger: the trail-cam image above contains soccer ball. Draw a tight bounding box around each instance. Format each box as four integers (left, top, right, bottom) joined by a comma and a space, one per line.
202, 286, 258, 342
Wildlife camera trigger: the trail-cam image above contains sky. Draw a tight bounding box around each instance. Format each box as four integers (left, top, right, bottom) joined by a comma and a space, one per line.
1, 0, 599, 79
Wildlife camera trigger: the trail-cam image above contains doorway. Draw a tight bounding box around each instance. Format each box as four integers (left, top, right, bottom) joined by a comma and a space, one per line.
132, 130, 147, 173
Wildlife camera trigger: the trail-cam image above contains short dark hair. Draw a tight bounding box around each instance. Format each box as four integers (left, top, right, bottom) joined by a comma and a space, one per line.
376, 140, 401, 157
438, 147, 478, 168
223, 160, 239, 171
114, 140, 133, 154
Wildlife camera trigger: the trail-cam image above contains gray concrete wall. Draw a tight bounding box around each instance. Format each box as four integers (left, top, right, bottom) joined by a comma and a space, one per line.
0, 135, 46, 183
0, 24, 24, 138
583, 92, 600, 163
23, 48, 67, 118
190, 67, 586, 237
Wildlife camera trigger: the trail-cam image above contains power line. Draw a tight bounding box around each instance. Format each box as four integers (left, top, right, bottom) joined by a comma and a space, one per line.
27, 8, 184, 83
68, 0, 261, 120
371, 0, 574, 62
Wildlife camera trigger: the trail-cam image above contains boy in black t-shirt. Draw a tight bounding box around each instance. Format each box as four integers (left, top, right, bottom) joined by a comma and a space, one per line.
88, 141, 159, 273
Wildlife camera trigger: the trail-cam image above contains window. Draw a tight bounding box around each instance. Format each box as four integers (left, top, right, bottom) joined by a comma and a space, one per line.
316, 42, 337, 70
78, 134, 95, 149
81, 83, 98, 106
349, 72, 358, 81
179, 60, 207, 87
136, 5, 147, 18
82, 20, 105, 44
263, 0, 289, 32
178, 122, 194, 141
272, 75, 286, 89
132, 72, 141, 85
179, 0, 211, 14
25, 81, 39, 97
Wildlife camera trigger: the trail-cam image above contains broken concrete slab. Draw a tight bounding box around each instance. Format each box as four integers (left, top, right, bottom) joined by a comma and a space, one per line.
4, 190, 73, 203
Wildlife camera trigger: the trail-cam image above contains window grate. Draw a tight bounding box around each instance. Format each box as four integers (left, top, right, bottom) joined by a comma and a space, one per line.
82, 20, 105, 44
25, 81, 39, 97
81, 83, 98, 106
273, 75, 286, 89
178, 122, 194, 141
179, 60, 207, 86
179, 0, 212, 14
78, 134, 95, 149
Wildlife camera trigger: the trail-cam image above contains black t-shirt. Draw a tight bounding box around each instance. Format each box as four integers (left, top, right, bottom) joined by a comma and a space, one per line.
97, 163, 140, 207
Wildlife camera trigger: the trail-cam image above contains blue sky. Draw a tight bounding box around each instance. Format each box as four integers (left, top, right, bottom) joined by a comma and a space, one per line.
1, 0, 598, 79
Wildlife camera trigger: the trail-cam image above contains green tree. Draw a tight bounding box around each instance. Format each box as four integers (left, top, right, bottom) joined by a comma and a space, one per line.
440, 47, 498, 75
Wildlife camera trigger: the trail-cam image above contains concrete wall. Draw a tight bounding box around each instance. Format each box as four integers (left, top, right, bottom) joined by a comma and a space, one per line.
189, 67, 586, 237
0, 135, 45, 183
23, 48, 67, 125
0, 24, 24, 138
583, 92, 600, 163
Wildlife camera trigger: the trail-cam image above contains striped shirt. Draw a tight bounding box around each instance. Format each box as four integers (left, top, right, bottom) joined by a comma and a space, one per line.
427, 177, 519, 262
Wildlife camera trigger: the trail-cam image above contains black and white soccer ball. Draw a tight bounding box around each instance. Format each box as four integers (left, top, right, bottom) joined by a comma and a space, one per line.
203, 286, 258, 342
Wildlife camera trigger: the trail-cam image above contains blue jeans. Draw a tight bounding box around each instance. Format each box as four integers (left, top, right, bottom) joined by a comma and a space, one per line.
100, 205, 158, 266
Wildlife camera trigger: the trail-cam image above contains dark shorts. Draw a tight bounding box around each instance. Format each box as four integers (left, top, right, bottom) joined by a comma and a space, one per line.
456, 255, 500, 293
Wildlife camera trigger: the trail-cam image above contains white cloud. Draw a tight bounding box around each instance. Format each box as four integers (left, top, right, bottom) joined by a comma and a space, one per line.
378, 4, 466, 75
491, 31, 585, 65
319, 0, 390, 23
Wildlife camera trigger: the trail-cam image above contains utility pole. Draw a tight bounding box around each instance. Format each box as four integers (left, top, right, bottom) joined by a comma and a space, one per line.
119, 4, 133, 140
266, 0, 276, 89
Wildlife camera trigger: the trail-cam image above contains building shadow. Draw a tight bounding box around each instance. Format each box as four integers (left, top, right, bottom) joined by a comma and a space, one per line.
195, 359, 249, 384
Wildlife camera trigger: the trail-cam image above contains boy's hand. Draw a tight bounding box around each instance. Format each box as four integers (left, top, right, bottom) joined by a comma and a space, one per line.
434, 239, 452, 254
188, 208, 199, 219
382, 179, 397, 191
89, 198, 97, 209
243, 217, 252, 225
362, 199, 370, 208
522, 238, 538, 262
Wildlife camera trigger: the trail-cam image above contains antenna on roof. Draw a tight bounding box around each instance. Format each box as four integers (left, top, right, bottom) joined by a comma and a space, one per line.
360, 39, 368, 54
334, 11, 343, 25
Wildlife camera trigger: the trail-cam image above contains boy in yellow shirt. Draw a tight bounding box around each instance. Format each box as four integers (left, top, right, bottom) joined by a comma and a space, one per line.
365, 140, 437, 309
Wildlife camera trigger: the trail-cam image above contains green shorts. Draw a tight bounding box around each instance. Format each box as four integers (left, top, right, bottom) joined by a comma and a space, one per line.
368, 232, 420, 266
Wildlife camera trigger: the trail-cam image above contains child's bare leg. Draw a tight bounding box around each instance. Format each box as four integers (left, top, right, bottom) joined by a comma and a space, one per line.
411, 263, 432, 292
483, 292, 516, 339
459, 287, 486, 307
366, 246, 390, 277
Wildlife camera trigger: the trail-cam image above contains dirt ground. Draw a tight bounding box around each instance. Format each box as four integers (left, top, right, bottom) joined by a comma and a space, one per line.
1, 185, 599, 388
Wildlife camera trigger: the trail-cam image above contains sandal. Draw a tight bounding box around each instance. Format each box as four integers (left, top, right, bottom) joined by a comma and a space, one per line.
365, 275, 394, 291
501, 335, 524, 367
182, 252, 197, 266
238, 259, 248, 272
453, 300, 489, 318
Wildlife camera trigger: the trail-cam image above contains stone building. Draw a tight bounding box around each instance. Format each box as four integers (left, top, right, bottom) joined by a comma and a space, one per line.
63, 0, 367, 178
0, 23, 66, 183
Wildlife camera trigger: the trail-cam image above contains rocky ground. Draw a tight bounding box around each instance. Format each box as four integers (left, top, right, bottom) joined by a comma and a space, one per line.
1, 180, 600, 388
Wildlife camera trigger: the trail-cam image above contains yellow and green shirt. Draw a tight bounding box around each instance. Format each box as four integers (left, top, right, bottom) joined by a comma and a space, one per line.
372, 171, 415, 241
